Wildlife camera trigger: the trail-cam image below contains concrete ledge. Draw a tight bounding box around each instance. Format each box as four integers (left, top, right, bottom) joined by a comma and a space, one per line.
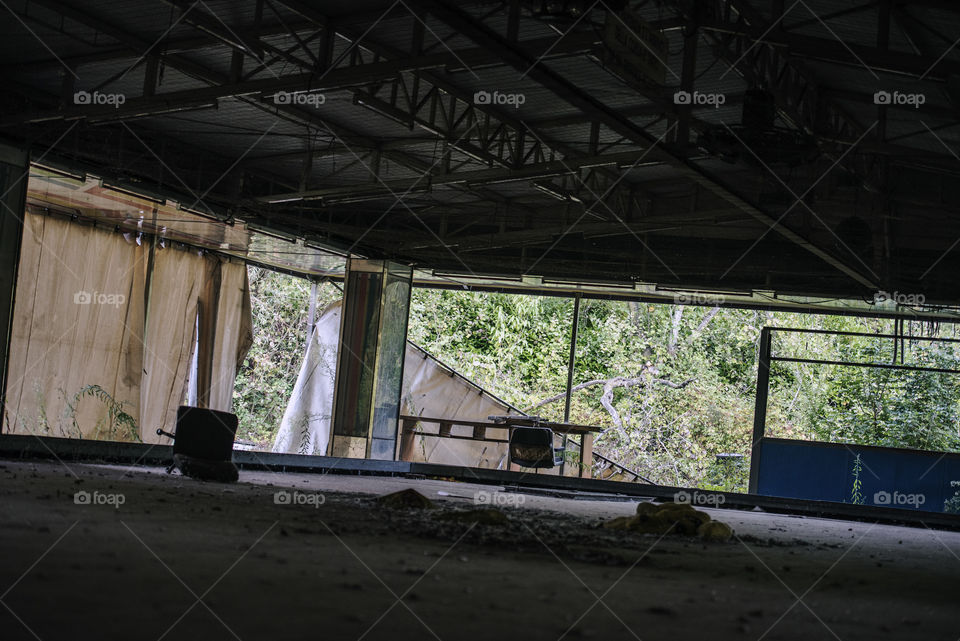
2, 433, 959, 530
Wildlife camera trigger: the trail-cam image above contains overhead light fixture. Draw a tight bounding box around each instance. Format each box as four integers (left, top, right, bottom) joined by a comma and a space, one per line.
177, 202, 227, 222
353, 95, 415, 130
87, 100, 219, 125
533, 181, 578, 202
99, 181, 167, 206
432, 271, 524, 283
542, 278, 637, 290
248, 224, 298, 243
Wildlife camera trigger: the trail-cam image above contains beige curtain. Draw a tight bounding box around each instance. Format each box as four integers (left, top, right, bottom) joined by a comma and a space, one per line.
4, 211, 253, 443
273, 300, 513, 469
207, 259, 253, 412
4, 214, 146, 439
138, 246, 207, 444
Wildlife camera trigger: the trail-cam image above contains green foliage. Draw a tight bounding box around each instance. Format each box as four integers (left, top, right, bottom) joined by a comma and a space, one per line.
407, 290, 573, 415
408, 290, 960, 491
850, 454, 864, 505
945, 481, 960, 514
22, 383, 140, 441
768, 325, 960, 453
232, 268, 340, 447
59, 384, 140, 441
235, 269, 960, 495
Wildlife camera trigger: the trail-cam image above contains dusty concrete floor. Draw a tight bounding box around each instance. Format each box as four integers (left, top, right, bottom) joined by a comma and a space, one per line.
1, 459, 958, 641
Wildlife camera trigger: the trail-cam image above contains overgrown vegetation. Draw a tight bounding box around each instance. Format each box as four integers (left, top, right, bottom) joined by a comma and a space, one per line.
408, 289, 960, 490
22, 384, 140, 441
232, 268, 340, 447
234, 270, 960, 492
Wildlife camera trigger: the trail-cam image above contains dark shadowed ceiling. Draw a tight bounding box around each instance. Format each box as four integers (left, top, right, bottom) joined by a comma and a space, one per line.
2, 0, 960, 309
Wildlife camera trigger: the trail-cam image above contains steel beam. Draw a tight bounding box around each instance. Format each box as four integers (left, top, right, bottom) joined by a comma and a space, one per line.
414, 0, 879, 291
692, 17, 960, 80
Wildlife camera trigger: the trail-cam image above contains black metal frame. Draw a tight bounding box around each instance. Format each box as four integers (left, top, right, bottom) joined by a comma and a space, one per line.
748, 325, 960, 492
0, 143, 28, 434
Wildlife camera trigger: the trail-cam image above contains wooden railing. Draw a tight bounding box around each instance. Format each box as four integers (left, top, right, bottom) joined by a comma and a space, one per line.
398, 414, 602, 478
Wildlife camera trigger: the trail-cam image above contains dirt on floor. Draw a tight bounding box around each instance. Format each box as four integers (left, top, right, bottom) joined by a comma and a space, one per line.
0, 459, 958, 641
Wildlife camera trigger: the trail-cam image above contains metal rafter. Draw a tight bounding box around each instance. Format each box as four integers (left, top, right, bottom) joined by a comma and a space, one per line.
413, 0, 879, 290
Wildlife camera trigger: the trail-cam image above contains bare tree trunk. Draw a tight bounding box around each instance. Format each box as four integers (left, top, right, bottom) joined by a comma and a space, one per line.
525, 376, 696, 414
600, 381, 622, 432
668, 306, 684, 356
693, 306, 720, 337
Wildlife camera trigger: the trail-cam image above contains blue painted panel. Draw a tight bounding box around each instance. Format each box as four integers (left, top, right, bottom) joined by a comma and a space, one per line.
756, 438, 960, 513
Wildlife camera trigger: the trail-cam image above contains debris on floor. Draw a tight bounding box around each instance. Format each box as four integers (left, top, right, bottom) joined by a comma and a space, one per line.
377, 488, 436, 509
171, 453, 239, 483
603, 501, 733, 542
436, 508, 509, 525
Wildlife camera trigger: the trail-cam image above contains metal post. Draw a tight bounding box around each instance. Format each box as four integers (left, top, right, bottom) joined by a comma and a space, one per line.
306, 279, 318, 349
676, 8, 698, 146
748, 326, 773, 493
0, 142, 28, 433
330, 259, 412, 460
560, 295, 581, 474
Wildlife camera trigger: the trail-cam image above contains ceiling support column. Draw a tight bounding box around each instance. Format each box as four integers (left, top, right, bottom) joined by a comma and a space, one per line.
0, 142, 28, 433
329, 258, 413, 460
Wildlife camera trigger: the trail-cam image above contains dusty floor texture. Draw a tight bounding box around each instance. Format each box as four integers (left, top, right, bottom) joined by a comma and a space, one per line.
1, 459, 958, 641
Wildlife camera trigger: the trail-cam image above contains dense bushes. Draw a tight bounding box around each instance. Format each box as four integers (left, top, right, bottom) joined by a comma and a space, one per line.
235, 269, 960, 491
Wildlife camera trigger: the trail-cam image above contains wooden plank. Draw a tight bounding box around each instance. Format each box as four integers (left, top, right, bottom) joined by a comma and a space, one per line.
399, 415, 604, 433
580, 432, 594, 479
398, 418, 418, 462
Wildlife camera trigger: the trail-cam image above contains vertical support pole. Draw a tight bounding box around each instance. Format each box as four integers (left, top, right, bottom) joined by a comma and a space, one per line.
143, 56, 160, 97
676, 11, 698, 147
877, 0, 891, 51
561, 295, 581, 475
230, 50, 244, 84
0, 142, 28, 433
563, 296, 581, 423
507, 0, 520, 42
748, 326, 773, 494
330, 259, 412, 460
317, 16, 333, 72
580, 432, 593, 479
306, 279, 318, 349
399, 417, 418, 461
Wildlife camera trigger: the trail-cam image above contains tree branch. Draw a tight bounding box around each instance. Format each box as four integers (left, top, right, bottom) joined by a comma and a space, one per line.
668, 306, 684, 356
692, 306, 720, 337
523, 378, 607, 412
523, 375, 696, 412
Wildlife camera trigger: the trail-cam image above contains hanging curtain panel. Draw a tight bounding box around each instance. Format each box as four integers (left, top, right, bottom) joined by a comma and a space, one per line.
5, 213, 146, 440
4, 211, 252, 443
138, 246, 207, 444
273, 300, 512, 469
